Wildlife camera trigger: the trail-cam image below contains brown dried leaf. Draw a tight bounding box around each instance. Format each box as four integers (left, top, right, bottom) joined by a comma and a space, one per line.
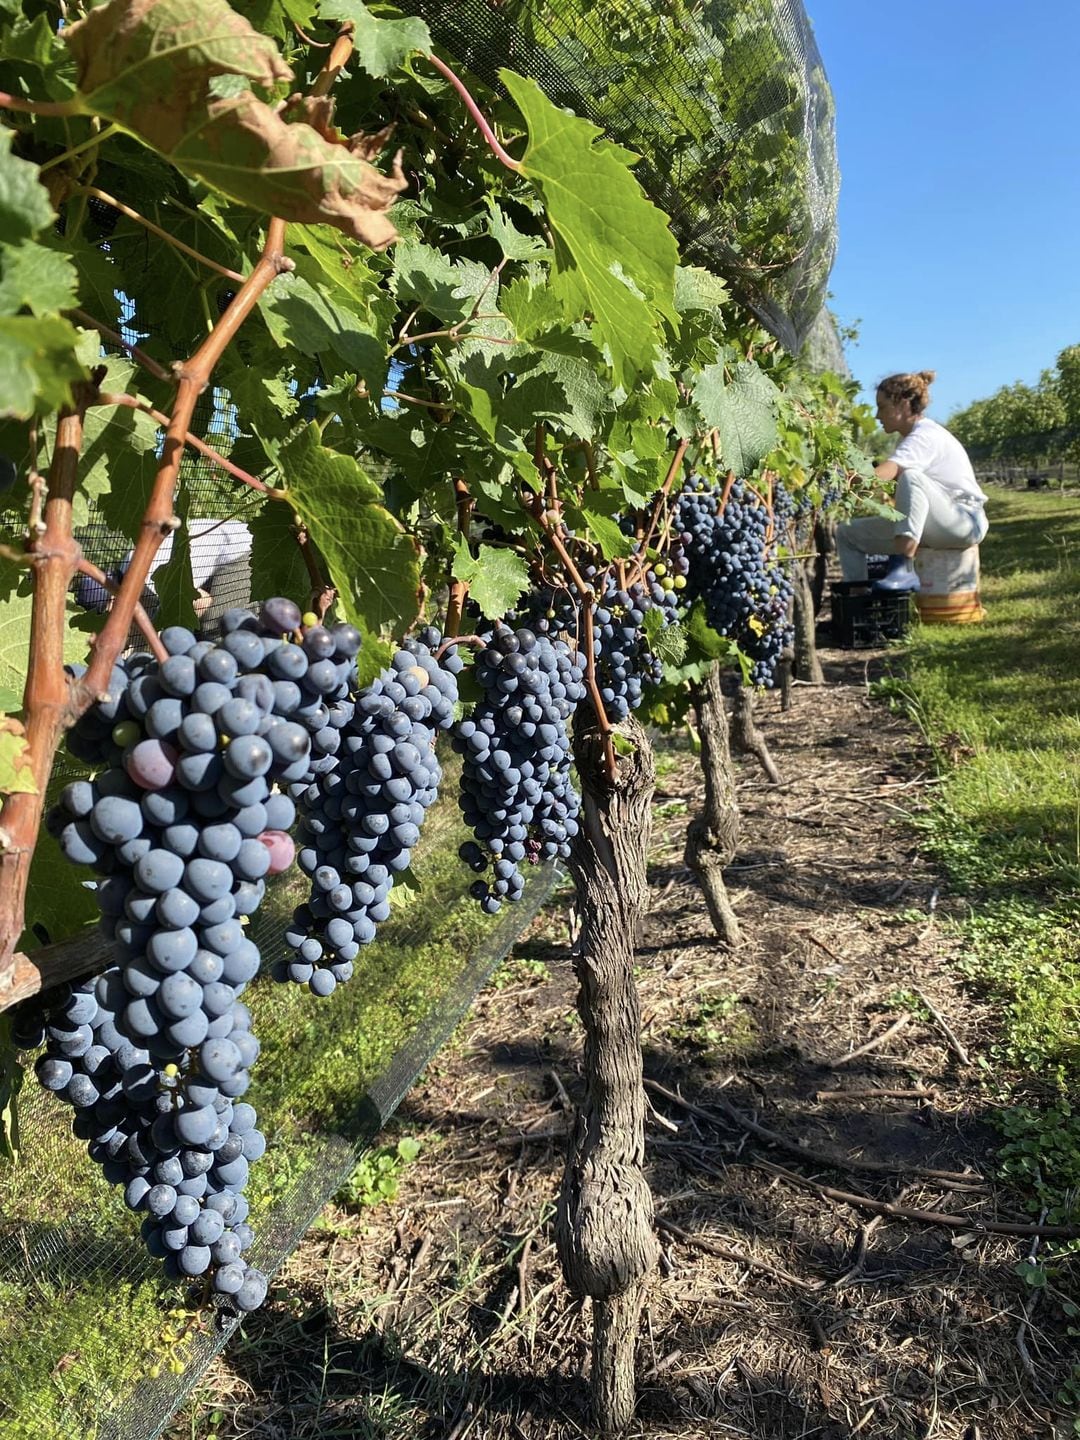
167, 94, 406, 249
65, 0, 292, 127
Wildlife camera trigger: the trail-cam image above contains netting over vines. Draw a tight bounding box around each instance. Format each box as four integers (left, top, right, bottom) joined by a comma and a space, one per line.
402, 0, 839, 352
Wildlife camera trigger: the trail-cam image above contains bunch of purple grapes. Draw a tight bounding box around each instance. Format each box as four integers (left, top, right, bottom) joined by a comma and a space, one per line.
675, 475, 794, 686
280, 629, 461, 995
455, 625, 586, 912
35, 596, 359, 1310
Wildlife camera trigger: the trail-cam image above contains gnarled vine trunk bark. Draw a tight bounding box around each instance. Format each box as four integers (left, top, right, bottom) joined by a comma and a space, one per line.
731, 682, 782, 785
683, 663, 741, 946
811, 516, 835, 617
558, 713, 658, 1434
792, 559, 824, 685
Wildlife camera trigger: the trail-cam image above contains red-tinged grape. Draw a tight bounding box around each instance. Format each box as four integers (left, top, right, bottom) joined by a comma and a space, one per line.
125, 739, 179, 790
257, 829, 295, 875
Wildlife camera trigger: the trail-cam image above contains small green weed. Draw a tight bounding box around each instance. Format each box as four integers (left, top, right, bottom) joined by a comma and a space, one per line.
489, 956, 551, 989
673, 992, 755, 1055
335, 1137, 422, 1210
885, 988, 932, 1020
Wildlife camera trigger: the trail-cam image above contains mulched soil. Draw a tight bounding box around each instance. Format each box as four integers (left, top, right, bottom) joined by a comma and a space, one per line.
177, 648, 1077, 1440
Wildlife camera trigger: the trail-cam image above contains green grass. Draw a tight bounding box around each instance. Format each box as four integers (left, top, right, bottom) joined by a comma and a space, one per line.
896, 487, 1080, 895
882, 489, 1080, 1414
885, 486, 1080, 1243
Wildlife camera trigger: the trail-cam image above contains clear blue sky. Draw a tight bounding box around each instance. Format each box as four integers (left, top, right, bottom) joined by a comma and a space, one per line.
806, 2, 1080, 420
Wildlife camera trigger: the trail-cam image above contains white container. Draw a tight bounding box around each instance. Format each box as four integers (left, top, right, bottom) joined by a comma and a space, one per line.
914, 545, 985, 623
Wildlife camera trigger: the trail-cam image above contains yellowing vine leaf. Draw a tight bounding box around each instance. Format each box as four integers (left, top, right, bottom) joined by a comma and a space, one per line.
0, 715, 36, 796
170, 95, 407, 250
64, 0, 293, 117
63, 0, 406, 248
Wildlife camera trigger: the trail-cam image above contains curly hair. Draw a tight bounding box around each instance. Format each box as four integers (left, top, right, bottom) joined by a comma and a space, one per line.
877, 370, 936, 414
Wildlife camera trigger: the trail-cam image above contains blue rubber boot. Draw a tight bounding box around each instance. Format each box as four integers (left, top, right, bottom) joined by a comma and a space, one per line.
872, 553, 921, 593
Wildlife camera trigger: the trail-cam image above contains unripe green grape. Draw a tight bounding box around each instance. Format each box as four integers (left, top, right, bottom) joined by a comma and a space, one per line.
112, 720, 141, 748
301, 611, 318, 628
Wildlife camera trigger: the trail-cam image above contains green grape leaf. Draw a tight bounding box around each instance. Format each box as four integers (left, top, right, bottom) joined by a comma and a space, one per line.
68, 365, 161, 530
0, 565, 91, 710
500, 274, 576, 349
0, 715, 36, 795
290, 225, 384, 312
0, 131, 54, 243
684, 599, 729, 662
152, 495, 199, 633
278, 426, 420, 669
0, 239, 78, 318
0, 315, 86, 420
233, 0, 317, 41
1, 10, 64, 68
451, 537, 529, 621
642, 607, 686, 667
500, 71, 678, 390
484, 199, 551, 261
693, 361, 780, 475
580, 509, 633, 560
674, 265, 729, 314
21, 830, 100, 949
320, 0, 431, 77
392, 242, 494, 326
247, 495, 311, 607
260, 271, 386, 397
496, 350, 611, 441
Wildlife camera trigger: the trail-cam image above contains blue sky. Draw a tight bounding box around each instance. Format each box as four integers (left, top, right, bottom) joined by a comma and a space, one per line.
805, 2, 1080, 420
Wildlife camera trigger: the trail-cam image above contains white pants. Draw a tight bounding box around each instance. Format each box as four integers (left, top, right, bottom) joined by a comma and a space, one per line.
837, 468, 988, 582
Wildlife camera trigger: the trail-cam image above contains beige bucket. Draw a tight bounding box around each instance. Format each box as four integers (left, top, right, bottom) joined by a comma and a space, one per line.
914, 545, 985, 623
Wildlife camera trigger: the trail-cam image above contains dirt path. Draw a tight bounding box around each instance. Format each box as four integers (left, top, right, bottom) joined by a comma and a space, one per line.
181, 651, 1071, 1440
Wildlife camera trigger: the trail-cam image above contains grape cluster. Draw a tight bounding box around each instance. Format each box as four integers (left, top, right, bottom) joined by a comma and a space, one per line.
676, 476, 794, 686
520, 553, 682, 723
280, 630, 460, 995
38, 596, 358, 1309
455, 625, 586, 911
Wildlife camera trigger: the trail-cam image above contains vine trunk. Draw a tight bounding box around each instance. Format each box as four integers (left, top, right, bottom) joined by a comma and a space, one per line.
557, 712, 659, 1434
684, 662, 741, 946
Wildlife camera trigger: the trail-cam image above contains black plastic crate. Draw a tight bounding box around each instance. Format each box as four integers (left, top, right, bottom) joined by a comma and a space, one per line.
830, 580, 912, 649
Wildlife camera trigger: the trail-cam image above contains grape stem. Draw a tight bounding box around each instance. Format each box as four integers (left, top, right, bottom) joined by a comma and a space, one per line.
76, 217, 292, 706
526, 435, 616, 780
66, 309, 174, 384
38, 123, 122, 176
0, 387, 93, 990
0, 90, 80, 117
444, 477, 475, 639
310, 21, 356, 98
294, 523, 334, 618
97, 393, 270, 494
424, 54, 523, 172
75, 558, 168, 660
74, 185, 246, 284
636, 438, 690, 560
434, 634, 486, 660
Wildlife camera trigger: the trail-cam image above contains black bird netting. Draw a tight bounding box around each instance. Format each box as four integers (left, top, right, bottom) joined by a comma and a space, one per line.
407, 0, 839, 353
